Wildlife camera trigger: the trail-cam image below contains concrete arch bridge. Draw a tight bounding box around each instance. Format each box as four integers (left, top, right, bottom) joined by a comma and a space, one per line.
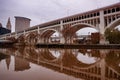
0, 3, 120, 45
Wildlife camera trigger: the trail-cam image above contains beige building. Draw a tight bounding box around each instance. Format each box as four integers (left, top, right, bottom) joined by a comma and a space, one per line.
15, 16, 31, 32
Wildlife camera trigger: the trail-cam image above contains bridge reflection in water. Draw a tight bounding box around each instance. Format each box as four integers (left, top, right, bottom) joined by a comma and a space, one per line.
0, 47, 120, 80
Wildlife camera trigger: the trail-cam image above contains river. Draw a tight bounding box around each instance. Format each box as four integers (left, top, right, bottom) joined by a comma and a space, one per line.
0, 46, 120, 80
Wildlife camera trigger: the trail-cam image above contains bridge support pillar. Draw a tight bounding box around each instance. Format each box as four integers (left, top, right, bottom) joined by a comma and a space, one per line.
60, 34, 65, 44
39, 38, 43, 44
60, 20, 65, 44
65, 36, 73, 44
15, 33, 18, 39
99, 10, 107, 44
99, 33, 109, 44
99, 34, 106, 44
101, 59, 105, 80
60, 52, 64, 71
37, 26, 41, 44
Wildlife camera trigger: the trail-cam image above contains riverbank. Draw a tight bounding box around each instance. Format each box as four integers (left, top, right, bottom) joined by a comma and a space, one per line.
0, 41, 14, 48
0, 42, 120, 49
36, 43, 120, 49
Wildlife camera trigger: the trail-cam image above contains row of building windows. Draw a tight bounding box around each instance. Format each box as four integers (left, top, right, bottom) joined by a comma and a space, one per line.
104, 7, 120, 14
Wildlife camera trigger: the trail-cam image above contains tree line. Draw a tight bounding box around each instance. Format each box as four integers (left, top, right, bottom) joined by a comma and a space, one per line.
105, 28, 120, 44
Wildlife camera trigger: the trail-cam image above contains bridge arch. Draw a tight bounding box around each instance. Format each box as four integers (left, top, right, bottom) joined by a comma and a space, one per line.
6, 37, 17, 42
71, 23, 97, 29
105, 18, 120, 30
17, 34, 25, 43
39, 48, 59, 62
25, 32, 38, 45
39, 29, 61, 44
71, 23, 99, 33
40, 29, 57, 36
63, 23, 98, 44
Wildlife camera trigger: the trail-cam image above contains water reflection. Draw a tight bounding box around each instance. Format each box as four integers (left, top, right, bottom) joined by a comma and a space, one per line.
6, 56, 11, 70
15, 57, 30, 71
0, 47, 120, 80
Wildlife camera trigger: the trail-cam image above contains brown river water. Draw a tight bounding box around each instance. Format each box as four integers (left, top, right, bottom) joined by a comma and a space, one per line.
0, 46, 120, 80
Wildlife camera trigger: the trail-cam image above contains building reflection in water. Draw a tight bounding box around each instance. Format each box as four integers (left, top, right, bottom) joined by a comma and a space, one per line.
15, 57, 30, 71
0, 53, 11, 70
0, 48, 30, 71
0, 47, 120, 80
5, 56, 11, 70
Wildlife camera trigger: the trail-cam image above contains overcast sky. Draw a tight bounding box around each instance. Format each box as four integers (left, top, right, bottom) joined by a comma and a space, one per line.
0, 0, 119, 32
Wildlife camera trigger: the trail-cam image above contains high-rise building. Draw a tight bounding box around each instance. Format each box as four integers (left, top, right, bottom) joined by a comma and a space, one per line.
15, 16, 31, 32
6, 17, 11, 31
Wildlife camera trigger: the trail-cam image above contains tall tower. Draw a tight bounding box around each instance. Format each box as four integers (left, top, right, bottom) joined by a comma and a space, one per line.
15, 16, 31, 32
6, 17, 12, 31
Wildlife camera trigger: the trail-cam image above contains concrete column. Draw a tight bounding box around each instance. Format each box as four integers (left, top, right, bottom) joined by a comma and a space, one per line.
60, 20, 65, 44
100, 59, 106, 80
48, 38, 51, 43
93, 19, 95, 26
38, 37, 41, 44
41, 38, 44, 43
37, 26, 40, 34
37, 26, 40, 44
99, 10, 106, 44
111, 16, 113, 22
24, 30, 26, 35
99, 10, 105, 34
95, 19, 99, 30
59, 50, 64, 71
70, 36, 74, 44
107, 16, 109, 26
90, 20, 92, 24
15, 33, 17, 39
